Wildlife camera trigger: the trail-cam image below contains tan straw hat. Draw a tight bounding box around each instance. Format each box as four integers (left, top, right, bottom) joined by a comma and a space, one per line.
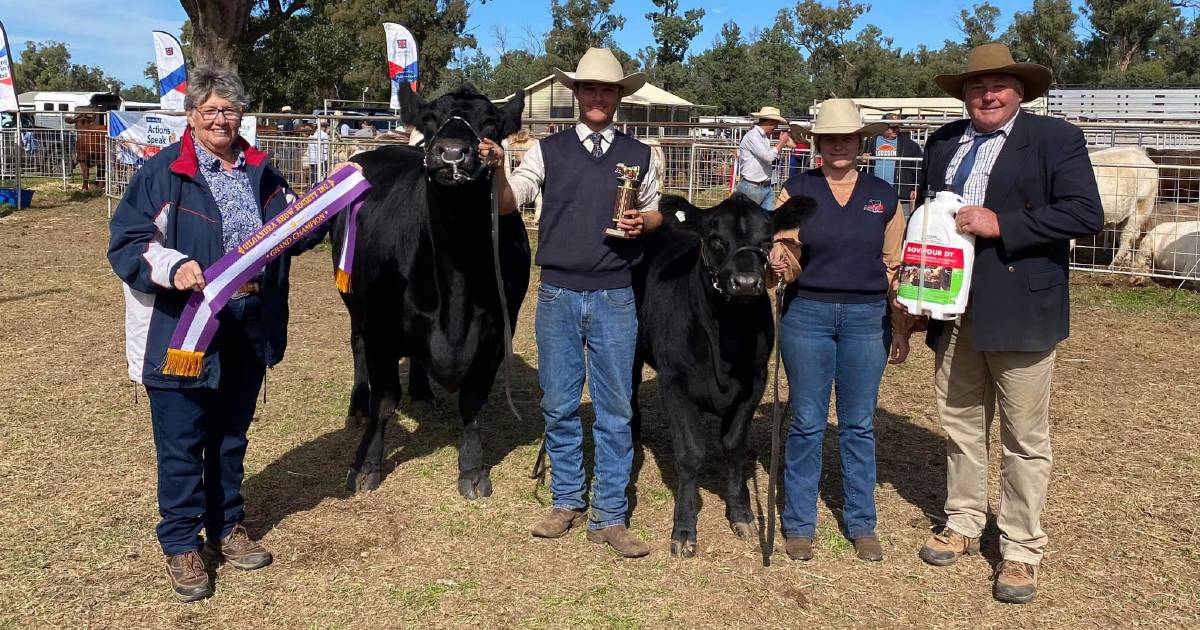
934, 43, 1052, 103
796, 99, 887, 139
553, 47, 646, 97
749, 106, 787, 124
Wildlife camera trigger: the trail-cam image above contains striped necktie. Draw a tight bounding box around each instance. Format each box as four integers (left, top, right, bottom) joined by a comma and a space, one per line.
588, 132, 604, 158
950, 131, 1000, 195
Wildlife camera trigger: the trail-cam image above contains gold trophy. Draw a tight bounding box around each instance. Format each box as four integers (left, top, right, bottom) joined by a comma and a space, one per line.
605, 163, 641, 239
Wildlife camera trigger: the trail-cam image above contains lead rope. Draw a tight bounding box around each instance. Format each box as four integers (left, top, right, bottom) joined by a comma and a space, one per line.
485, 167, 537, 490
764, 275, 786, 567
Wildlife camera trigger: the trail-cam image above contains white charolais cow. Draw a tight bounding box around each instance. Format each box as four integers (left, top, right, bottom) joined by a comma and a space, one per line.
1134, 220, 1200, 279
1089, 147, 1159, 269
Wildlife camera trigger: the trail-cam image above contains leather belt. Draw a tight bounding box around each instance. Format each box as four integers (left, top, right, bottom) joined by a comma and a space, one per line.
231, 281, 260, 298
741, 178, 771, 187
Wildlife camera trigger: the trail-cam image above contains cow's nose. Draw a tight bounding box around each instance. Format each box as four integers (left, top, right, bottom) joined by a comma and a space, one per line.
439, 145, 464, 161
730, 273, 763, 294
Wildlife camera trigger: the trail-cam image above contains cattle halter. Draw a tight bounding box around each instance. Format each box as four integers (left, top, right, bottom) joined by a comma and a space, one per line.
423, 115, 492, 183
698, 238, 771, 299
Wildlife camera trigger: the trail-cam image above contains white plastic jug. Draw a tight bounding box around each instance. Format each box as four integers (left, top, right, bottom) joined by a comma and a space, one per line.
897, 191, 975, 320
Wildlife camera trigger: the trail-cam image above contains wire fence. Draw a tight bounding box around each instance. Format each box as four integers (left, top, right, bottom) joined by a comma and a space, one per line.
4, 114, 1199, 283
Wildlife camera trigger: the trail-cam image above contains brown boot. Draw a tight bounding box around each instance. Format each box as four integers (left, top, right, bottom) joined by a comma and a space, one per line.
586, 524, 650, 558
993, 560, 1039, 604
784, 537, 813, 561
919, 527, 979, 566
165, 550, 213, 602
853, 536, 884, 562
531, 507, 587, 538
210, 524, 273, 571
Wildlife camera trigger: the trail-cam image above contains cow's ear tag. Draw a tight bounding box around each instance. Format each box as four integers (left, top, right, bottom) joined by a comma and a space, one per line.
675, 210, 687, 223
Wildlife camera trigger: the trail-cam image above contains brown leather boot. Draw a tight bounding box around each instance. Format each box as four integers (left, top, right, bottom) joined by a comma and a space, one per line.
531, 507, 587, 538
784, 537, 813, 561
993, 560, 1039, 604
211, 524, 273, 571
586, 524, 650, 558
165, 550, 213, 602
853, 536, 884, 562
919, 527, 979, 566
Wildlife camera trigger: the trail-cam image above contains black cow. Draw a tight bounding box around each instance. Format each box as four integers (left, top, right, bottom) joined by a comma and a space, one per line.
332, 85, 530, 499
631, 193, 816, 558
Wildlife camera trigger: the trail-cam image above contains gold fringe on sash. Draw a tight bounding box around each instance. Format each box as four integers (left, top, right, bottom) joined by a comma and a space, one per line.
335, 269, 352, 294
162, 349, 205, 377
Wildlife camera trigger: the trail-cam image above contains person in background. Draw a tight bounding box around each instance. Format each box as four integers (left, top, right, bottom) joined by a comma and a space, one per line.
278, 105, 295, 133
306, 120, 330, 184
769, 98, 912, 565
353, 120, 377, 138
865, 113, 923, 217
913, 43, 1103, 605
737, 106, 794, 212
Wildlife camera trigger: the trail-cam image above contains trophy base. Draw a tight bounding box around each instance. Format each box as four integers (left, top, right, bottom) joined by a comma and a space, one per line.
605, 228, 632, 239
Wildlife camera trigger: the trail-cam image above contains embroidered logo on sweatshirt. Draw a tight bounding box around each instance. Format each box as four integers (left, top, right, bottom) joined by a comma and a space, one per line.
863, 199, 885, 214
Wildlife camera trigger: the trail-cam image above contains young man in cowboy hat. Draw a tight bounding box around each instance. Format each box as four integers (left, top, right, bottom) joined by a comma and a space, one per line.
484, 47, 662, 558
738, 106, 794, 212
909, 42, 1102, 604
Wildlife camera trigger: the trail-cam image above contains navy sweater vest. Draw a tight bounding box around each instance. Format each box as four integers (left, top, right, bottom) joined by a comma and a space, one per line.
782, 169, 899, 303
537, 129, 652, 290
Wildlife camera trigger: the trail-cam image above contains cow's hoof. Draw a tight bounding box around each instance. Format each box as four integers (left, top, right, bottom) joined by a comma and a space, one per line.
346, 467, 380, 493
457, 469, 492, 500
730, 521, 758, 540
670, 539, 698, 559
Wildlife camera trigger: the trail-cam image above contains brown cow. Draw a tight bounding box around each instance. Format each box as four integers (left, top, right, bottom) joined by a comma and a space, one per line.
67, 113, 108, 191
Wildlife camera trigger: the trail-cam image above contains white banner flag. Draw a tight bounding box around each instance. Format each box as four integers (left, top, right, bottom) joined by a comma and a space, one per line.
107, 111, 257, 166
153, 31, 188, 111
0, 20, 18, 112
384, 22, 419, 109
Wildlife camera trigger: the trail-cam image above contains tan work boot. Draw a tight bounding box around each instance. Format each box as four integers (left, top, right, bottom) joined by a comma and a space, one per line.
853, 536, 884, 562
784, 537, 813, 561
210, 524, 273, 571
586, 524, 650, 558
531, 507, 587, 538
165, 550, 213, 602
919, 527, 979, 566
994, 560, 1039, 604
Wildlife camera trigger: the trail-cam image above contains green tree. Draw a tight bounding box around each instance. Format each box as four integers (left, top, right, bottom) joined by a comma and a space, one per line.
744, 11, 812, 115
121, 85, 159, 102
644, 0, 705, 65
12, 41, 120, 92
544, 0, 626, 67
790, 0, 868, 97
956, 2, 1001, 48
1003, 0, 1080, 85
1081, 0, 1180, 78
685, 22, 757, 115
491, 50, 553, 98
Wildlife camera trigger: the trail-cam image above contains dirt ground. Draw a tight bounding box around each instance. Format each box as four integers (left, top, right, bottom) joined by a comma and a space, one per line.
0, 187, 1197, 629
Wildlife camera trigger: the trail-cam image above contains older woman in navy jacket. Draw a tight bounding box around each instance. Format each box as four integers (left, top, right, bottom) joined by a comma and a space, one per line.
108, 67, 327, 602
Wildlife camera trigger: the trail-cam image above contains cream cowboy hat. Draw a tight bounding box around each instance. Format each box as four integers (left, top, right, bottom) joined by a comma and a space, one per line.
280, 105, 292, 112
796, 98, 887, 139
934, 43, 1051, 103
553, 47, 646, 97
749, 106, 787, 124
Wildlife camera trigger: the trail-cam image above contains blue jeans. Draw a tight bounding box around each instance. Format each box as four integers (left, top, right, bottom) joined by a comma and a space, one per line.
779, 296, 890, 540
146, 295, 266, 555
735, 178, 775, 214
535, 282, 637, 530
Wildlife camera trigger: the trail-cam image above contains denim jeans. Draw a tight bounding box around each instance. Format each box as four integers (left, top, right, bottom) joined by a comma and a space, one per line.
779, 296, 890, 540
535, 282, 637, 530
734, 178, 776, 214
146, 294, 266, 555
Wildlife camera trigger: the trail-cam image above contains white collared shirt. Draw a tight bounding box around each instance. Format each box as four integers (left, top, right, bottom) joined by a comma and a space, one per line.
507, 122, 661, 212
738, 125, 777, 183
943, 113, 1019, 206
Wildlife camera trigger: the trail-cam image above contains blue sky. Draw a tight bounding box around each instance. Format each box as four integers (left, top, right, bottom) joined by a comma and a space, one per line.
0, 0, 1126, 88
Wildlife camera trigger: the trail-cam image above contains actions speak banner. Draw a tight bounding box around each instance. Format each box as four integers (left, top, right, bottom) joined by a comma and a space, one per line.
107, 111, 258, 166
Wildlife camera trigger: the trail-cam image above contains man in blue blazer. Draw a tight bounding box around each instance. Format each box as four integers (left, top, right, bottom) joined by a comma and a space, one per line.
910, 44, 1103, 604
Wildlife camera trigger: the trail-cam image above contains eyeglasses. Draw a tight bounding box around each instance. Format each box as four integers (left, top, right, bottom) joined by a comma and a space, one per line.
196, 107, 243, 121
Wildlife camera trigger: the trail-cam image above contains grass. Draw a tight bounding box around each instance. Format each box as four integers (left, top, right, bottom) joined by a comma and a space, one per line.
1, 195, 1198, 628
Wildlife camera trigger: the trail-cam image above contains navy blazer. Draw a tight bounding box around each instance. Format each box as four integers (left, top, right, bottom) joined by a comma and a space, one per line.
918, 112, 1103, 353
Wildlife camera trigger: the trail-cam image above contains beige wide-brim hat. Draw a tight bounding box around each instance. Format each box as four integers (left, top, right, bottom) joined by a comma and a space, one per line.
934, 43, 1051, 103
553, 47, 646, 97
796, 99, 887, 139
749, 106, 787, 124
281, 105, 292, 112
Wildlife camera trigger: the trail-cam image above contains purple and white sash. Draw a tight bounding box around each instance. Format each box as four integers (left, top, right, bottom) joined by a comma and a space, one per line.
334, 199, 363, 293
162, 166, 371, 377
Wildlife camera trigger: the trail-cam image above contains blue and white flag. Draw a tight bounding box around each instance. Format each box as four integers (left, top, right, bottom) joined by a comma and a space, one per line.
384, 22, 419, 109
153, 31, 188, 111
0, 21, 18, 112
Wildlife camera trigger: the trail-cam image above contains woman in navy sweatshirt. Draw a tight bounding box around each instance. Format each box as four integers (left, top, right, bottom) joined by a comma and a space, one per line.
768, 99, 913, 563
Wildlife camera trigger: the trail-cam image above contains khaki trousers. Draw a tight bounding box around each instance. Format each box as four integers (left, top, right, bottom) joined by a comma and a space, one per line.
934, 310, 1055, 565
